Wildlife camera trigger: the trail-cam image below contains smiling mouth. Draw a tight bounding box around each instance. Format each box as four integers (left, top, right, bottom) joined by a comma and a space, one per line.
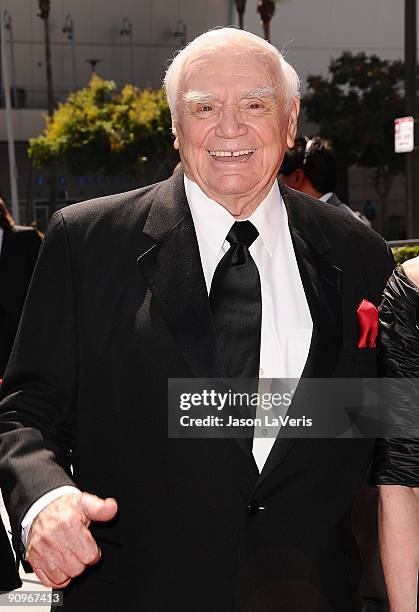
208, 149, 255, 162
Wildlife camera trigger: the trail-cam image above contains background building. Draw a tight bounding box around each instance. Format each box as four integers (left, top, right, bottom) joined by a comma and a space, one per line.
0, 0, 415, 235
241, 0, 413, 237
0, 0, 233, 227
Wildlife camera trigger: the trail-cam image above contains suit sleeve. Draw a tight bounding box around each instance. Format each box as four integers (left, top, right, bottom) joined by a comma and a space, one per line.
0, 212, 78, 554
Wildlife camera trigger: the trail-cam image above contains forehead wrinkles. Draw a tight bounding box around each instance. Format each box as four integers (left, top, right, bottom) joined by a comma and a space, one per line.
180, 47, 279, 90
176, 48, 287, 118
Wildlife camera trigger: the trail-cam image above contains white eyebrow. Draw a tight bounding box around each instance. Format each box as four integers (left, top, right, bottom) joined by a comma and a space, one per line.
240, 86, 277, 99
182, 90, 219, 105
182, 87, 278, 106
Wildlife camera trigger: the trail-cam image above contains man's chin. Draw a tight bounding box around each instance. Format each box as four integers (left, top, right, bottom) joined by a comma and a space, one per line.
205, 180, 257, 198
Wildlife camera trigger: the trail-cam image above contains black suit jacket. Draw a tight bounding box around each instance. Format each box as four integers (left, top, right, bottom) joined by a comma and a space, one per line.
0, 225, 41, 376
0, 171, 393, 611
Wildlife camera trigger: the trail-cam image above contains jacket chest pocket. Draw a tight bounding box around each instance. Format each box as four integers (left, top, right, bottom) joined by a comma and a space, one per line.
353, 347, 379, 377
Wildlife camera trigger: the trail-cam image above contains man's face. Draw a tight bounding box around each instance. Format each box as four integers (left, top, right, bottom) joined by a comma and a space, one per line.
173, 48, 299, 215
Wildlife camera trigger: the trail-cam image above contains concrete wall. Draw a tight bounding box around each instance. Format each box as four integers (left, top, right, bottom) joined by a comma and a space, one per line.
237, 0, 409, 92
0, 109, 46, 140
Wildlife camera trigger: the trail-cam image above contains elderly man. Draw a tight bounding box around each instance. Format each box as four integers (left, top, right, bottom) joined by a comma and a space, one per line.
0, 28, 416, 612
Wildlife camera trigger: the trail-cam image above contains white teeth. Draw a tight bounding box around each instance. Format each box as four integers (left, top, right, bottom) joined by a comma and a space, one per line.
209, 149, 255, 157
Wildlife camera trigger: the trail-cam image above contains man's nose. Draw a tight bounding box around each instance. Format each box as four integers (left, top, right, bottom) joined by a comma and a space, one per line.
215, 106, 247, 138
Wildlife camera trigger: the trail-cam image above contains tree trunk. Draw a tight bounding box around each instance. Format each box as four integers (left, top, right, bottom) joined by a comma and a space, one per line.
38, 0, 56, 218
235, 0, 247, 29
43, 17, 54, 115
257, 0, 276, 42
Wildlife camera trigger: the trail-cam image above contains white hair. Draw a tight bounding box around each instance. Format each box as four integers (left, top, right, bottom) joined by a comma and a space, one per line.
164, 27, 300, 120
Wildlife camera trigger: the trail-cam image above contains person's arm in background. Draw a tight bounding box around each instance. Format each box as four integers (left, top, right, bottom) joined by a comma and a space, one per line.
373, 256, 419, 612
378, 484, 419, 612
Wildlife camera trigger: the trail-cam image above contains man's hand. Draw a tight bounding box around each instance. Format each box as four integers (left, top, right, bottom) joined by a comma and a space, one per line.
26, 492, 118, 588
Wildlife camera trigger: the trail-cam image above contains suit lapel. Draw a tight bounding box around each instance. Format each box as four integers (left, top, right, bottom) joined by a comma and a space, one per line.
291, 227, 343, 380
256, 185, 343, 487
137, 170, 226, 381
137, 171, 257, 460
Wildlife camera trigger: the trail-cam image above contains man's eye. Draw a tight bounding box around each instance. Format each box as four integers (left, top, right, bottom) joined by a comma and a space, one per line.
199, 104, 214, 112
248, 102, 264, 110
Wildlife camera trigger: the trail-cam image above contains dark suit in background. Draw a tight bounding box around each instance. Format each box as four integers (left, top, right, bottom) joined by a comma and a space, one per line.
0, 225, 41, 376
0, 224, 40, 591
325, 192, 357, 217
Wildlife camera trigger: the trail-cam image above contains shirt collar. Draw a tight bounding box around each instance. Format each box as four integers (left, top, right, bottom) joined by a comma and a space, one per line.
319, 191, 333, 203
184, 175, 282, 258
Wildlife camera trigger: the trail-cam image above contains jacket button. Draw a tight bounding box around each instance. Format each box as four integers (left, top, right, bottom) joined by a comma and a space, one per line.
247, 501, 259, 515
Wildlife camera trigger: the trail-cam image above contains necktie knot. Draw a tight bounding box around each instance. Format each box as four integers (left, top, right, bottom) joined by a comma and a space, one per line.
226, 221, 259, 249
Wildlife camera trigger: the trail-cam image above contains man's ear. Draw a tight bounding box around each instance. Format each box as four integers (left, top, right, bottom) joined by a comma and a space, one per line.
286, 98, 300, 148
293, 168, 305, 188
284, 169, 304, 189
172, 122, 179, 150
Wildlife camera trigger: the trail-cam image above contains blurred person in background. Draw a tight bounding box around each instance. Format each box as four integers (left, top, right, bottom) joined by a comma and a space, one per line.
0, 199, 40, 593
0, 198, 42, 377
279, 136, 370, 225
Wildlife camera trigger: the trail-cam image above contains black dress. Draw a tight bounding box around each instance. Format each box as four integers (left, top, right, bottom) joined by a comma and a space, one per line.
371, 265, 419, 486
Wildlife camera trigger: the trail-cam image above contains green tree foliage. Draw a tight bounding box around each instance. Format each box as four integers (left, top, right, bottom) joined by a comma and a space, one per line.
28, 75, 173, 178
303, 52, 405, 208
392, 245, 419, 265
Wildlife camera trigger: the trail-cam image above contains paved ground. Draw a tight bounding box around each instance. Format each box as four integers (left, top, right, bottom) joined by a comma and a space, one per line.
1, 494, 50, 612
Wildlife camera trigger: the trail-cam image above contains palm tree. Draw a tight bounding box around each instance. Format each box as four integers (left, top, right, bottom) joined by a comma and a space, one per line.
37, 0, 56, 216
37, 0, 54, 116
235, 0, 247, 29
256, 0, 277, 42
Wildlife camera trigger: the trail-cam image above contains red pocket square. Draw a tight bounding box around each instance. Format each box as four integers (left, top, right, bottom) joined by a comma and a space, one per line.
357, 299, 378, 348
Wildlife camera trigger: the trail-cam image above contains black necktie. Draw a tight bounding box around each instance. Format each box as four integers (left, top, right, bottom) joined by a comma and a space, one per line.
209, 220, 262, 380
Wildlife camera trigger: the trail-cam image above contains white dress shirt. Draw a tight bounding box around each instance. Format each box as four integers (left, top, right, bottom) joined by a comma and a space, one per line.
21, 176, 313, 542
0, 227, 4, 256
186, 176, 312, 470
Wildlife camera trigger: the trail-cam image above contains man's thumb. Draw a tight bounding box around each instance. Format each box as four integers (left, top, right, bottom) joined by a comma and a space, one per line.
80, 493, 118, 522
